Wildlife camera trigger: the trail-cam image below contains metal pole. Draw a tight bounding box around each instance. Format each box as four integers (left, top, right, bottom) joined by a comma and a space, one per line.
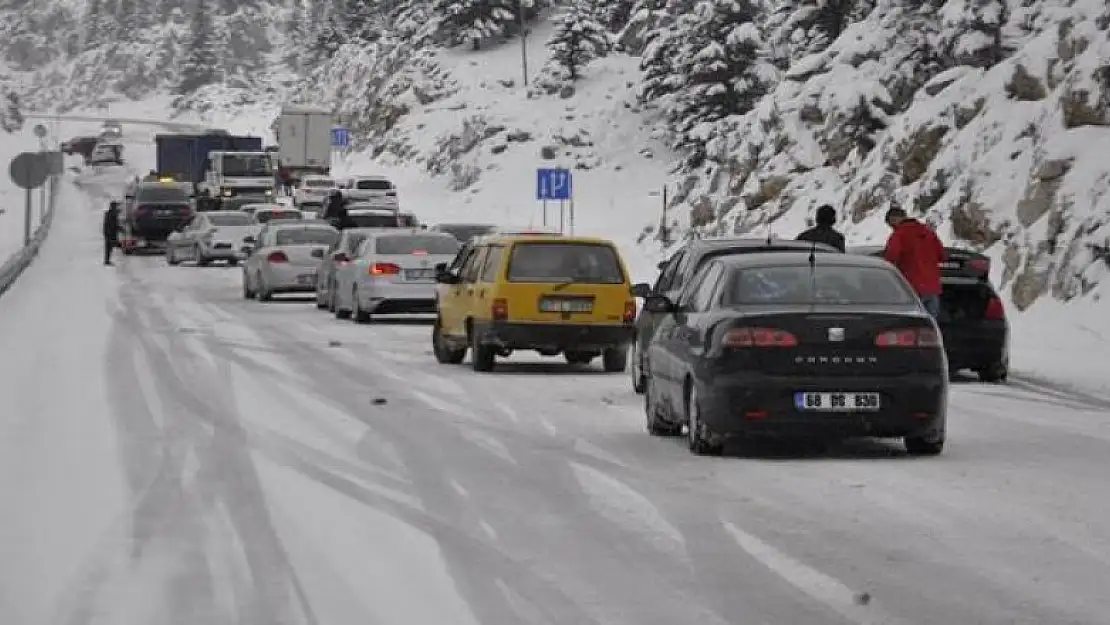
518, 0, 528, 87
24, 187, 32, 246
569, 196, 574, 235
39, 183, 46, 227
660, 186, 668, 246
542, 199, 547, 227
560, 200, 565, 234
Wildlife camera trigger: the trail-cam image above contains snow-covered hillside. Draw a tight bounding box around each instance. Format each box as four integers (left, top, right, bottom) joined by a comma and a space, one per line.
6, 0, 1110, 314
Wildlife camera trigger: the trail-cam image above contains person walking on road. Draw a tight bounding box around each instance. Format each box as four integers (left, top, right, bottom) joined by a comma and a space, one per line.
796, 204, 846, 252
321, 190, 352, 229
102, 201, 121, 266
882, 207, 946, 318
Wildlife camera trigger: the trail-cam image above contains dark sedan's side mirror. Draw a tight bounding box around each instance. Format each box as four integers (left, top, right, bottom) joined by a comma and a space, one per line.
630, 282, 651, 298
642, 295, 676, 313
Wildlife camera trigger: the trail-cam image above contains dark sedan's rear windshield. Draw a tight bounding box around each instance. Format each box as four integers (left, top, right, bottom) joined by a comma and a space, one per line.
275, 228, 337, 246
209, 213, 250, 226
375, 235, 459, 255
347, 213, 417, 227
507, 243, 624, 283
257, 210, 302, 223
355, 179, 393, 190
721, 265, 916, 306
136, 186, 189, 203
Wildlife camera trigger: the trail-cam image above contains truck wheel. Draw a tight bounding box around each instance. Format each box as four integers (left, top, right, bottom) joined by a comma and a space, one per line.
602, 347, 628, 372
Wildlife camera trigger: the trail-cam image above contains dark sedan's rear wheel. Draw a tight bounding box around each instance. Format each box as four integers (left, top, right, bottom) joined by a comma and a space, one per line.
977, 362, 1008, 383
602, 347, 628, 372
564, 350, 595, 364
630, 342, 646, 394
904, 434, 945, 456
644, 375, 681, 437
686, 384, 723, 456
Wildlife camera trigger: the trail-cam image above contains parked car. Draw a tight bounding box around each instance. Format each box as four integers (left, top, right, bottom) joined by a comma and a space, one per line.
849, 245, 1009, 382
242, 222, 339, 301
315, 228, 381, 311
340, 175, 398, 207
629, 238, 841, 394
642, 252, 948, 456
331, 230, 459, 322
89, 142, 124, 166
343, 206, 419, 228
294, 175, 337, 210
251, 207, 304, 224
166, 211, 254, 266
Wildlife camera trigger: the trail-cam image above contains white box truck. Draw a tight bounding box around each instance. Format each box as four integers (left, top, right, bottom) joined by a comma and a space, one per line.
274, 106, 333, 184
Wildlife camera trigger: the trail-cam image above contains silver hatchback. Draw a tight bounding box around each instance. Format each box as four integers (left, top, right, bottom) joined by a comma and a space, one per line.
242, 222, 339, 301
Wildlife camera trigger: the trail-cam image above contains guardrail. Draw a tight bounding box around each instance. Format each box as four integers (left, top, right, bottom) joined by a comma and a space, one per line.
0, 156, 61, 299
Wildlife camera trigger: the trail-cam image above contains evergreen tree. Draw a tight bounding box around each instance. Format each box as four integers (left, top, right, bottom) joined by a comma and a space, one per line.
312, 3, 349, 61
598, 0, 635, 32
85, 0, 103, 49
430, 0, 517, 49
547, 2, 611, 80
765, 0, 856, 70
667, 0, 771, 147
636, 0, 689, 102
116, 0, 142, 41
939, 0, 1007, 68
1, 91, 23, 133
178, 0, 219, 93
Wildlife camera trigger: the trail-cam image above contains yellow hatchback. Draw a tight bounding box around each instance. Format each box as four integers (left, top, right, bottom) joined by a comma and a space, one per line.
431, 233, 637, 372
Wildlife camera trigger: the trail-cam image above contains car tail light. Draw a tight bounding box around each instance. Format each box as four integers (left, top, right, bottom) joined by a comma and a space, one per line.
411, 249, 427, 255
369, 262, 400, 275
984, 296, 1005, 320
622, 300, 636, 324
266, 251, 288, 263
968, 258, 990, 273
491, 298, 508, 321
723, 327, 798, 347
333, 252, 349, 263
875, 327, 940, 347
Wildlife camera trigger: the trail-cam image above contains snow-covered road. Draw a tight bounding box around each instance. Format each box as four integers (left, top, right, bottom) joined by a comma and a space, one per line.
3, 179, 1110, 625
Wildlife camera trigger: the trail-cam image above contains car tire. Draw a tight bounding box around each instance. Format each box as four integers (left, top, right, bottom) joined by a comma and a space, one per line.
242, 278, 254, 299
227, 258, 238, 267
630, 342, 646, 394
327, 285, 337, 312
977, 362, 1008, 383
352, 288, 371, 323
904, 434, 945, 456
644, 375, 681, 437
195, 246, 210, 267
686, 384, 723, 456
470, 330, 495, 372
433, 319, 466, 364
564, 350, 594, 365
257, 274, 272, 301
167, 248, 179, 265
315, 290, 328, 309
333, 289, 351, 319
602, 347, 628, 372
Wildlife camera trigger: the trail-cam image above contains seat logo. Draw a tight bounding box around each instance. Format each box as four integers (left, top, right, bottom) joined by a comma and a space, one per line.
828, 327, 845, 342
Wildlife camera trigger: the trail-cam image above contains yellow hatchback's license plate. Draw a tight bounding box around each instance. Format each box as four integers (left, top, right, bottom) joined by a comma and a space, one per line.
539, 297, 592, 313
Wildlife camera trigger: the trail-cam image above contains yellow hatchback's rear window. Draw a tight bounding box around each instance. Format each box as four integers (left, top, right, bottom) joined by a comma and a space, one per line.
507, 242, 625, 284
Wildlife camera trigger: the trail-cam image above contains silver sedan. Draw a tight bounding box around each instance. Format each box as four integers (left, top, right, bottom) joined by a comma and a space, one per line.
242, 222, 338, 301
331, 230, 459, 322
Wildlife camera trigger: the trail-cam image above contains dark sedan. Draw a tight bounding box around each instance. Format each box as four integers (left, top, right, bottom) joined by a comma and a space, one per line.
629, 237, 841, 394
642, 252, 948, 456
850, 245, 1009, 382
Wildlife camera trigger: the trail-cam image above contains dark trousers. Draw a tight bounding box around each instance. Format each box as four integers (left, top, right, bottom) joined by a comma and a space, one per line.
104, 238, 115, 263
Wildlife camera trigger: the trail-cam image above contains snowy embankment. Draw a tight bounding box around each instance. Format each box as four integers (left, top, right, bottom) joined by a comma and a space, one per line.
0, 126, 51, 263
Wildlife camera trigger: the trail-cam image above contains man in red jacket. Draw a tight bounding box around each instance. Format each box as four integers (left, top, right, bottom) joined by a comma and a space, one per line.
883, 207, 946, 318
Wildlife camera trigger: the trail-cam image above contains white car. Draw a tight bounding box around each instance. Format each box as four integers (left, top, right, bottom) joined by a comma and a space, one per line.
340, 175, 398, 207
331, 230, 459, 322
251, 207, 304, 224
344, 206, 420, 228
294, 175, 336, 210
242, 222, 339, 301
166, 211, 254, 266
237, 202, 284, 216
90, 143, 123, 166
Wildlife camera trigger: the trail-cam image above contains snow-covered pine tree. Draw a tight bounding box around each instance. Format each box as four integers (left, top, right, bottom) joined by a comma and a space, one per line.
666, 0, 771, 148
430, 0, 517, 50
1, 91, 23, 133
765, 0, 857, 70
312, 3, 349, 62
177, 0, 219, 94
938, 0, 1007, 68
85, 0, 103, 49
636, 0, 692, 102
346, 0, 376, 41
547, 1, 611, 80
116, 0, 143, 42
600, 0, 635, 33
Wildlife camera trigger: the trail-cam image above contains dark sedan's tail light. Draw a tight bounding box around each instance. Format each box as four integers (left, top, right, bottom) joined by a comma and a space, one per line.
875, 328, 941, 347
723, 327, 797, 347
984, 296, 1005, 320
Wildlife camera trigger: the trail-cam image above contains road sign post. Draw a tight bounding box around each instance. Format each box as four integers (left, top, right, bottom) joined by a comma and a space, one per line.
536, 167, 573, 233
9, 152, 49, 246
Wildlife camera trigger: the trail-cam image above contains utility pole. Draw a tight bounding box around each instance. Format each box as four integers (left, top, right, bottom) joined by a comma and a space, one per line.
659, 185, 669, 246
517, 0, 529, 87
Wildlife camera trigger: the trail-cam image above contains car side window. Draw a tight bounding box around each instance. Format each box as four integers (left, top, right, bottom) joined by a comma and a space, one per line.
449, 243, 473, 271
345, 234, 366, 253
461, 246, 487, 283
479, 246, 503, 283
671, 250, 699, 292
679, 262, 719, 312
654, 249, 685, 292
688, 263, 725, 312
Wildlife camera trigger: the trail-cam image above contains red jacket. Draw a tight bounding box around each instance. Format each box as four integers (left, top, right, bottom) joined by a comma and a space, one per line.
883, 219, 945, 296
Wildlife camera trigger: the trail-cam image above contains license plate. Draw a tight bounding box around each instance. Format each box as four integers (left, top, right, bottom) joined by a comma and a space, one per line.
539, 298, 592, 313
794, 392, 880, 412
405, 269, 434, 280
297, 274, 315, 285
157, 209, 174, 216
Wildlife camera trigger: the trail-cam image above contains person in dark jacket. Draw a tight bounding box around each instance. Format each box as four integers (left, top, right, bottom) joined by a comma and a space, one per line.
882, 207, 946, 318
796, 204, 845, 252
102, 201, 121, 265
322, 190, 351, 229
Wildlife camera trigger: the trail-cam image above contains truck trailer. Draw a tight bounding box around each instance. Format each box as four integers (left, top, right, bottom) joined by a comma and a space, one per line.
154, 132, 274, 210
274, 106, 333, 184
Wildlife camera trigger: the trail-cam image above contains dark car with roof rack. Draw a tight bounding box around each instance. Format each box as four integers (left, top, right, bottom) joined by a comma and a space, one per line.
848, 245, 1009, 382
629, 237, 842, 393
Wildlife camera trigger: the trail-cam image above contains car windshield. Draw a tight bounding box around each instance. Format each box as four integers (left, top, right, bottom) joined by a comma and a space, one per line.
347, 212, 417, 227
136, 186, 189, 203
437, 224, 496, 242
374, 235, 459, 255
720, 264, 917, 306
507, 243, 624, 284
275, 228, 337, 246
256, 210, 302, 223
221, 154, 273, 177
208, 213, 250, 226
354, 179, 392, 190
304, 179, 334, 188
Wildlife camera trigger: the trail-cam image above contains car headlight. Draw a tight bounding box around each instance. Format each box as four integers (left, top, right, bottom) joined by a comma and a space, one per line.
264, 189, 273, 196
222, 189, 232, 197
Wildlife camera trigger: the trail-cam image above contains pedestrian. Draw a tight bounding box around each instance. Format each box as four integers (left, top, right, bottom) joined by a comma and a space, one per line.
278, 168, 293, 195
882, 206, 946, 318
796, 204, 846, 252
321, 190, 349, 229
102, 201, 121, 265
